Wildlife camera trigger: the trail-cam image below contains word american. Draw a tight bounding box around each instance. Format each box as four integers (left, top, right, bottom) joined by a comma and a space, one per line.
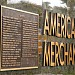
43, 10, 75, 38
42, 10, 75, 66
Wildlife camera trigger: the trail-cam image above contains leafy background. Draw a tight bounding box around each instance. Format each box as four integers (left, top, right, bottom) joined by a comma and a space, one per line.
0, 0, 75, 75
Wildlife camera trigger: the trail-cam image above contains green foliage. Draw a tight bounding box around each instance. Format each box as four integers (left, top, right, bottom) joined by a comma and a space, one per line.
61, 0, 67, 4
7, 1, 42, 14
42, 2, 50, 9
53, 6, 67, 15
61, 0, 75, 17
0, 0, 7, 5
61, 0, 75, 6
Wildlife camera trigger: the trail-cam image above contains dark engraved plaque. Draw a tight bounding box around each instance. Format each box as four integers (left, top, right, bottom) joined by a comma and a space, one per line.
21, 20, 38, 67
0, 5, 38, 71
2, 16, 21, 68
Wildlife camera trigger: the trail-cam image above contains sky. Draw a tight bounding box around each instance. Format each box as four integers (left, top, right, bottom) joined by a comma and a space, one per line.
8, 0, 66, 7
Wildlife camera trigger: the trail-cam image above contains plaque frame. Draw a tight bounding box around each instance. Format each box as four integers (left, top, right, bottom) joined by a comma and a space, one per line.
0, 5, 39, 71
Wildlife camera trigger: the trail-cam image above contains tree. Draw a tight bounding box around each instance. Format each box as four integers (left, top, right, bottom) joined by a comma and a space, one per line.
42, 2, 52, 10
61, 0, 75, 6
53, 6, 67, 15
0, 0, 7, 5
61, 0, 67, 4
61, 0, 75, 17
